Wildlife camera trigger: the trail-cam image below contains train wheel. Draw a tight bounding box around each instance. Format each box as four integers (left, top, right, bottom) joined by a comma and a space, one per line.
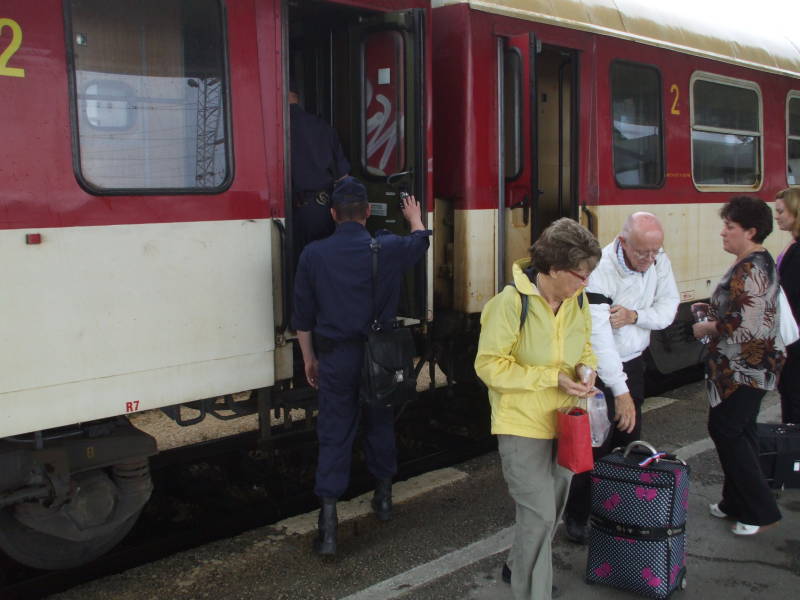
0, 461, 152, 570
0, 506, 140, 570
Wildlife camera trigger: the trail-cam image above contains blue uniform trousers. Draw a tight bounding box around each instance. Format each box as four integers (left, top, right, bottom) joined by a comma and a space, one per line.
293, 200, 335, 266
315, 340, 397, 499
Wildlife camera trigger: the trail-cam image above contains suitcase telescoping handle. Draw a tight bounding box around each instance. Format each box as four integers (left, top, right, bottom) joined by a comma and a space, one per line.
621, 440, 687, 467
623, 440, 658, 457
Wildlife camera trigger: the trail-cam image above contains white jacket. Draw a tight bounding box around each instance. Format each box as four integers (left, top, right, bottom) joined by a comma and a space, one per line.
586, 240, 680, 397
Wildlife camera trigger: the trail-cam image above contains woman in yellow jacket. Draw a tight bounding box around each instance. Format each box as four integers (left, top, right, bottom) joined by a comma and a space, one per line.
475, 218, 601, 600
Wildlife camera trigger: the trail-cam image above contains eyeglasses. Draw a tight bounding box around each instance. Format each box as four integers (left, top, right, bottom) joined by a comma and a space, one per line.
622, 239, 661, 261
567, 269, 591, 284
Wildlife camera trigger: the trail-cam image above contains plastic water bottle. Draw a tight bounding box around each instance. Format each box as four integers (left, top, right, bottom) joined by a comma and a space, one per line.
587, 389, 611, 447
692, 305, 711, 344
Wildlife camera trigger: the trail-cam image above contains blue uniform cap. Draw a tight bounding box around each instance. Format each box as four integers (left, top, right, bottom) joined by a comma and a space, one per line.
332, 176, 368, 206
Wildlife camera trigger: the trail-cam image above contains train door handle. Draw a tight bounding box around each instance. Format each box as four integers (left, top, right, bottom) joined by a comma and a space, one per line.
509, 194, 529, 210
509, 194, 530, 226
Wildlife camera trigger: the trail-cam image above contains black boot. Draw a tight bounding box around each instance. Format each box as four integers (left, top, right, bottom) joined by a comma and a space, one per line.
313, 497, 337, 555
564, 514, 589, 545
372, 478, 393, 521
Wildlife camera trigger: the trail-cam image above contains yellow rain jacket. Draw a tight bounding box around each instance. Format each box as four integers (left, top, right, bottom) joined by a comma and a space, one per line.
474, 258, 596, 439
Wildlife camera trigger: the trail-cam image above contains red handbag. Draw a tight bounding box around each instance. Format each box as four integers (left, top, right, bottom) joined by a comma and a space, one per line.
556, 407, 594, 473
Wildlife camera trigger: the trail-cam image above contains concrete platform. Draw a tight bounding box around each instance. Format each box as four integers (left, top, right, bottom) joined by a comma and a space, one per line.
50, 382, 800, 600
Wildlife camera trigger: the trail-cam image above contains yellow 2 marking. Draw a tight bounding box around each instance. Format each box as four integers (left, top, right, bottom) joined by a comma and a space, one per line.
0, 18, 25, 78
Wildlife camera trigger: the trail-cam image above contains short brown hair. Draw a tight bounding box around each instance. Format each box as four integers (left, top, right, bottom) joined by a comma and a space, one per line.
776, 188, 800, 239
529, 217, 601, 274
719, 196, 773, 244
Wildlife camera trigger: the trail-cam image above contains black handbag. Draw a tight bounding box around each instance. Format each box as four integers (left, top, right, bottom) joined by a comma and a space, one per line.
359, 238, 417, 408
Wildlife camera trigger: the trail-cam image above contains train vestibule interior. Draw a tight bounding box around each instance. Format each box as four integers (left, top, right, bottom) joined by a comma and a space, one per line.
286, 1, 426, 321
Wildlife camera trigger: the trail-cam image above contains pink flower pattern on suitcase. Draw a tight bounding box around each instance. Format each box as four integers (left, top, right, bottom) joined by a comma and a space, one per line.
640, 472, 658, 483
669, 563, 683, 585
635, 486, 658, 501
593, 562, 613, 578
603, 492, 621, 511
641, 567, 662, 588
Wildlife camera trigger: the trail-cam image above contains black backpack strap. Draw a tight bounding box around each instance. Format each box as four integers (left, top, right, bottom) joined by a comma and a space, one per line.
506, 283, 529, 331
586, 291, 612, 305
369, 238, 381, 330
511, 284, 585, 329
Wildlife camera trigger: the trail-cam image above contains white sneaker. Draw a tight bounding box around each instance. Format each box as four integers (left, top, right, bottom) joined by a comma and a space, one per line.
731, 522, 760, 535
709, 503, 727, 519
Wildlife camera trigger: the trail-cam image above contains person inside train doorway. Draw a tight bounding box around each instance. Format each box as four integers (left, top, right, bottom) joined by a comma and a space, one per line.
292, 176, 430, 555
563, 212, 680, 543
289, 80, 351, 266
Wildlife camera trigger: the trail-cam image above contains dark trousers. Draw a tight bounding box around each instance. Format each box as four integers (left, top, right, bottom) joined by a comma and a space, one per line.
709, 385, 781, 526
315, 341, 397, 499
566, 355, 645, 524
293, 199, 335, 266
778, 342, 800, 424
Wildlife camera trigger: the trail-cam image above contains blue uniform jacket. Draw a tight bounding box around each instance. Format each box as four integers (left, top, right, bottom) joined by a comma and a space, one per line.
292, 221, 431, 341
290, 104, 350, 193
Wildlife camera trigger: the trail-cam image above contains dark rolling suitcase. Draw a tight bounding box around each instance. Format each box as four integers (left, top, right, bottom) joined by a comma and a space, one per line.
758, 422, 800, 490
585, 441, 689, 599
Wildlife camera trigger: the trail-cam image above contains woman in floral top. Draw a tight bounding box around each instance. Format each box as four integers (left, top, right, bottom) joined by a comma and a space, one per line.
692, 196, 784, 536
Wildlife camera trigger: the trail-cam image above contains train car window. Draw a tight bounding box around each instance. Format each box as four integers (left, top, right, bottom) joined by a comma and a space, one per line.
363, 30, 406, 176
690, 74, 762, 188
788, 93, 800, 186
610, 61, 663, 187
67, 0, 230, 193
503, 48, 522, 180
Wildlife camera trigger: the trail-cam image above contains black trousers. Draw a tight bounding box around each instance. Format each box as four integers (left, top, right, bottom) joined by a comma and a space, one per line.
778, 342, 800, 424
565, 355, 645, 524
709, 385, 782, 526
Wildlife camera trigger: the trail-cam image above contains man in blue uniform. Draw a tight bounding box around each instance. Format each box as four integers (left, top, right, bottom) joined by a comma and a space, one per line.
289, 87, 351, 265
292, 176, 430, 555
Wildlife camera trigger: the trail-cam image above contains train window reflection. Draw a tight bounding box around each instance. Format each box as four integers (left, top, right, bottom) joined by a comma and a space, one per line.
788, 95, 800, 185
85, 81, 135, 130
611, 62, 663, 187
691, 75, 761, 187
67, 0, 230, 192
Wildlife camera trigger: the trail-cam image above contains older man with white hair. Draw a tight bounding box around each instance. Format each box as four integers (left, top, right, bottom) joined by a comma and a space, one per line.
563, 212, 680, 544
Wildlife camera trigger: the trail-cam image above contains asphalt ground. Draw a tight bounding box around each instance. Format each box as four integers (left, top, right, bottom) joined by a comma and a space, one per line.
49, 381, 800, 600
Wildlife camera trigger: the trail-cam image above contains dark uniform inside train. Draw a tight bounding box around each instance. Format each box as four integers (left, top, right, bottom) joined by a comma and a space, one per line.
289, 82, 351, 265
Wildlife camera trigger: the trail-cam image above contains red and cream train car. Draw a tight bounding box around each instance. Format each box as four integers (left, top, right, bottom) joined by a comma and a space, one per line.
0, 0, 430, 569
2, 0, 800, 571
430, 0, 800, 376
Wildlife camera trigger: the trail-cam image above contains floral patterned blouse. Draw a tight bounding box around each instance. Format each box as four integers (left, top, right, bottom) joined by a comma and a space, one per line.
707, 250, 786, 400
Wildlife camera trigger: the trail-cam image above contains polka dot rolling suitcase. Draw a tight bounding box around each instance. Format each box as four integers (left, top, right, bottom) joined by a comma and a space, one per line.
585, 441, 689, 599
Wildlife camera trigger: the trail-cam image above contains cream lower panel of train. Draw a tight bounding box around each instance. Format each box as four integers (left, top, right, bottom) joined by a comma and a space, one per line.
0, 219, 275, 438
451, 204, 792, 315
593, 203, 792, 302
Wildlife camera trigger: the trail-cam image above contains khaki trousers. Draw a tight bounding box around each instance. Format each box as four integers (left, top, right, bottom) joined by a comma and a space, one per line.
498, 435, 572, 600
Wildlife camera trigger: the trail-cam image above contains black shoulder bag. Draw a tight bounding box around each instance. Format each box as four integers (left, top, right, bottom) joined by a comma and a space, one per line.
359, 238, 417, 408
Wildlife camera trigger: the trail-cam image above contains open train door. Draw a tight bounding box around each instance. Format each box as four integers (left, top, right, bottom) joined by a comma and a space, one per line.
349, 9, 427, 322
500, 33, 578, 283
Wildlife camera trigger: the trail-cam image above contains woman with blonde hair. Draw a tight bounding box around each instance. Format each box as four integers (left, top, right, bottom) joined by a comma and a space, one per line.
775, 188, 800, 423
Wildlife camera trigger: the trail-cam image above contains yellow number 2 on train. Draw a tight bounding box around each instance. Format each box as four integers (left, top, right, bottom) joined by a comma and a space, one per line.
669, 84, 680, 115
0, 18, 26, 78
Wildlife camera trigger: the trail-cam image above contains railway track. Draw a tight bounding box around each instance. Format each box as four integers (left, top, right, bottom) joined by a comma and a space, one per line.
0, 386, 496, 600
